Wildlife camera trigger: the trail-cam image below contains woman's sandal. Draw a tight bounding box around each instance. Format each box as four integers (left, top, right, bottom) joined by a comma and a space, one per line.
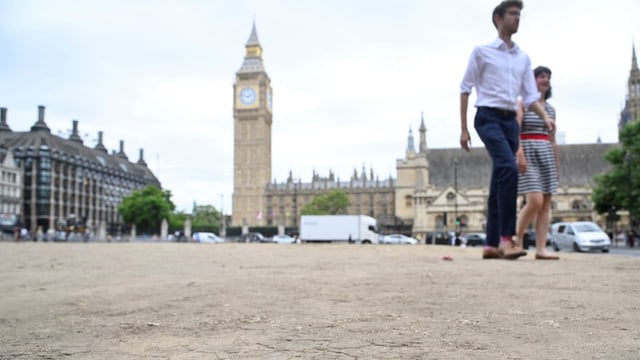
535, 253, 559, 260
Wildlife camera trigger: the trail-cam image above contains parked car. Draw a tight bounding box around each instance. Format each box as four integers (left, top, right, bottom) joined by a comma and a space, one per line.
272, 234, 296, 244
549, 222, 610, 252
461, 232, 486, 247
381, 234, 418, 245
426, 231, 456, 245
522, 230, 552, 249
523, 230, 536, 249
192, 232, 224, 243
242, 232, 270, 243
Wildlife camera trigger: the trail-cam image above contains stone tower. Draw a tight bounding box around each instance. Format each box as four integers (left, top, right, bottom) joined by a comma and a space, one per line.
395, 113, 430, 229
619, 44, 640, 138
232, 22, 273, 226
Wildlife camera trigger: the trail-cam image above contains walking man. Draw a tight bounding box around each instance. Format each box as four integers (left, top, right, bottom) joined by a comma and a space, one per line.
459, 0, 555, 259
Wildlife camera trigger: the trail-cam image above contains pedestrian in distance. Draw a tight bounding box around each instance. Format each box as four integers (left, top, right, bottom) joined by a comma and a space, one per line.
459, 0, 556, 260
514, 65, 560, 260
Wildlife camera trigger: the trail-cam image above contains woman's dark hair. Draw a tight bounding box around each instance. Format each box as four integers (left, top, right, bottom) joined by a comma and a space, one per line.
534, 65, 552, 100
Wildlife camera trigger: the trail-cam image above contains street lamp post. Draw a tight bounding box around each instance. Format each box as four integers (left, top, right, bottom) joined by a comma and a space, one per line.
454, 158, 458, 234
220, 194, 226, 237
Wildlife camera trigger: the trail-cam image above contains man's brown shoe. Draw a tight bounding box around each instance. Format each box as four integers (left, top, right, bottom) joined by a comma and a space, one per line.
499, 241, 527, 260
482, 247, 503, 259
535, 253, 559, 260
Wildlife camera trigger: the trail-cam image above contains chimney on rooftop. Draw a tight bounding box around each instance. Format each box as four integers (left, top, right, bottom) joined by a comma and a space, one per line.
94, 131, 108, 153
117, 140, 128, 160
0, 107, 10, 132
137, 148, 147, 167
69, 120, 83, 144
30, 105, 51, 133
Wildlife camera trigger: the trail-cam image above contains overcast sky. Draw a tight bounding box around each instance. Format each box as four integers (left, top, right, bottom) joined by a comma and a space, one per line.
1, 0, 639, 213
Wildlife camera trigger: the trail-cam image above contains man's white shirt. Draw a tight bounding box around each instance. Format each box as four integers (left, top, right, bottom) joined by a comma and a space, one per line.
461, 38, 539, 111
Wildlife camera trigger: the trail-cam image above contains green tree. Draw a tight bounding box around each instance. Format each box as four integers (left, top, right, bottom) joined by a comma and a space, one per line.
169, 211, 188, 230
191, 205, 221, 228
119, 185, 175, 231
300, 189, 350, 215
592, 120, 640, 229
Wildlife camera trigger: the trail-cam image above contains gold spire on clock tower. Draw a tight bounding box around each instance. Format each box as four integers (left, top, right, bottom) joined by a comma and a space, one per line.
232, 22, 273, 227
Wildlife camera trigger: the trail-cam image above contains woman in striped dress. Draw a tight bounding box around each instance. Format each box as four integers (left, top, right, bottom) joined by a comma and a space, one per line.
515, 66, 559, 260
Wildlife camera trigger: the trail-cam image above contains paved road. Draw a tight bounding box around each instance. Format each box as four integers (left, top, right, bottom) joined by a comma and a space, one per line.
605, 247, 640, 257
545, 246, 640, 257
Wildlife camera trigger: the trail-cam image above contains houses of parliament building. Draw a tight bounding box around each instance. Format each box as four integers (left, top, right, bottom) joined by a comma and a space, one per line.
232, 24, 638, 235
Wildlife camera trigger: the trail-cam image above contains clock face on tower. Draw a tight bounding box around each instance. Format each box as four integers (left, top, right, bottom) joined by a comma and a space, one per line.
239, 87, 257, 106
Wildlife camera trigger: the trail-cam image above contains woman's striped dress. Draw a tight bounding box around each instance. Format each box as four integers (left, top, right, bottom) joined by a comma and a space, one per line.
518, 102, 558, 195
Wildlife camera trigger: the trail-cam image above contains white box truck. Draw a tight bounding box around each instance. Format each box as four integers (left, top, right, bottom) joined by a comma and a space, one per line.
299, 215, 380, 244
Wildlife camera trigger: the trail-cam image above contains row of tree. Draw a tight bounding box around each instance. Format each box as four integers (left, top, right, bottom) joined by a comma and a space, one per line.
118, 186, 351, 233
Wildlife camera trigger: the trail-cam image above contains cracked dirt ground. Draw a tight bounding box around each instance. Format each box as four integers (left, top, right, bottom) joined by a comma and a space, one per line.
1, 243, 639, 359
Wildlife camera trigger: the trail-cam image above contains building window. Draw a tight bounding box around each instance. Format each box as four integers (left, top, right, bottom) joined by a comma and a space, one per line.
405, 195, 412, 207
572, 199, 589, 210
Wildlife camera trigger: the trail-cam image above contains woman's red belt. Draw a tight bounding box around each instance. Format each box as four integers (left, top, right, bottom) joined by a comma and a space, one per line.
520, 134, 549, 140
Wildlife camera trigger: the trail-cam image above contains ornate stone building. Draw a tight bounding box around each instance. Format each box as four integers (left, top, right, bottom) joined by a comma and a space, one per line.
231, 25, 629, 235
265, 169, 395, 228
232, 23, 273, 227
619, 45, 640, 136
0, 148, 21, 224
396, 136, 616, 236
0, 105, 159, 236
0, 109, 22, 234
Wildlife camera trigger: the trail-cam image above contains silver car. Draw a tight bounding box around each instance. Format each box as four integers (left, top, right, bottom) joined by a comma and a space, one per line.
192, 232, 225, 244
272, 234, 296, 244
381, 234, 418, 245
549, 222, 610, 253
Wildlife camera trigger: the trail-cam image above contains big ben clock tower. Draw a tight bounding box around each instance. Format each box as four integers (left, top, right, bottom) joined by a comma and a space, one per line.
232, 22, 273, 226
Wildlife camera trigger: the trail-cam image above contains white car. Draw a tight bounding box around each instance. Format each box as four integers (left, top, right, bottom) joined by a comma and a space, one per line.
381, 234, 418, 245
192, 232, 225, 243
272, 234, 296, 244
549, 222, 610, 253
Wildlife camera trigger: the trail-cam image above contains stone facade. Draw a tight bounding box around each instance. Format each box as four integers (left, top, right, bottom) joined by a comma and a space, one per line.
0, 122, 22, 233
397, 141, 616, 237
265, 170, 396, 228
619, 45, 640, 137
232, 23, 273, 226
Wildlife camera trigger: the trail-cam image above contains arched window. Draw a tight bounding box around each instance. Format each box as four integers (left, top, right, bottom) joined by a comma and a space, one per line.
571, 199, 582, 210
